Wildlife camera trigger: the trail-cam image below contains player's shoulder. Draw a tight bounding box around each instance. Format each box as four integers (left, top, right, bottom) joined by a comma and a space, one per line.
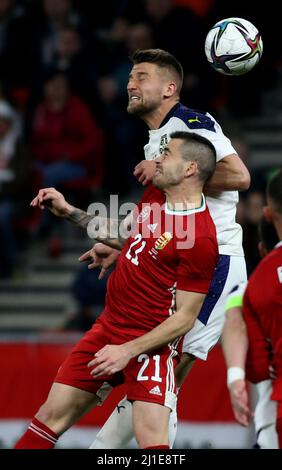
195, 208, 217, 244
166, 103, 216, 132
249, 245, 282, 286
257, 245, 282, 270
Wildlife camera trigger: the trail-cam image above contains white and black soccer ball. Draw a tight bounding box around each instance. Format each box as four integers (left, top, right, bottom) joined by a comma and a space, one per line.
205, 17, 263, 76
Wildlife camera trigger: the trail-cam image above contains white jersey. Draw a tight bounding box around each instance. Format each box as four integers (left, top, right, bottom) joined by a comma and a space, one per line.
144, 103, 244, 256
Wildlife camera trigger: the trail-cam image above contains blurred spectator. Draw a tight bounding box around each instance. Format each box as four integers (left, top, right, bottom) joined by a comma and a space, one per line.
34, 25, 98, 107
114, 22, 155, 98
0, 99, 30, 277
95, 75, 147, 197
0, 0, 35, 99
243, 190, 266, 275
91, 22, 154, 196
30, 72, 104, 238
29, 0, 90, 73
142, 0, 204, 71
172, 0, 215, 18
66, 263, 111, 331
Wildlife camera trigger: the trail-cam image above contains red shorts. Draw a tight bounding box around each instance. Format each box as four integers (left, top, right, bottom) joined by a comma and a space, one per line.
55, 320, 181, 410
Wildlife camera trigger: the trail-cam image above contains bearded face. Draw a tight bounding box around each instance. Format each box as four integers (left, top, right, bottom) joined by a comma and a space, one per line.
127, 63, 168, 118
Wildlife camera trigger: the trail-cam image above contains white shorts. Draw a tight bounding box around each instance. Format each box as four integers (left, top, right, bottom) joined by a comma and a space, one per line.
182, 255, 247, 360
254, 380, 278, 449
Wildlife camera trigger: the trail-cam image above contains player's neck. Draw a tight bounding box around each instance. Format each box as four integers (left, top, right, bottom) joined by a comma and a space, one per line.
165, 185, 203, 212
143, 99, 179, 130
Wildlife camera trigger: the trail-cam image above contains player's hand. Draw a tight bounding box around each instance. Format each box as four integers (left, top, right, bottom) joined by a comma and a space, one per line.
88, 344, 130, 377
79, 243, 120, 279
133, 160, 156, 186
229, 379, 253, 426
30, 187, 73, 218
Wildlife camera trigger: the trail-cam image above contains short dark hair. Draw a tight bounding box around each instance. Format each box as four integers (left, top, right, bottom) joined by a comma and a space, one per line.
266, 168, 282, 214
170, 131, 216, 183
258, 217, 279, 252
131, 48, 184, 90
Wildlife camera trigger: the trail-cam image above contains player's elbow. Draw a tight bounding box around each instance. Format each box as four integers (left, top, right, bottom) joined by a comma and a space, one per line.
238, 167, 251, 191
182, 316, 197, 335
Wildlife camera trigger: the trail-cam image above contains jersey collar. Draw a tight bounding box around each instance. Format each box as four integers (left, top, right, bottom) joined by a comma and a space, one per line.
275, 240, 282, 249
159, 102, 182, 128
165, 194, 206, 215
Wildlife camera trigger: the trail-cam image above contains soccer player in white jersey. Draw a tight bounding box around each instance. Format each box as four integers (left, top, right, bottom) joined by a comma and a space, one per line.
86, 48, 250, 449
222, 217, 279, 449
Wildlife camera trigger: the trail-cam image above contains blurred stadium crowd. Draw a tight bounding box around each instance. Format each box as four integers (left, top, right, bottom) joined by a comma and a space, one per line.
0, 0, 280, 329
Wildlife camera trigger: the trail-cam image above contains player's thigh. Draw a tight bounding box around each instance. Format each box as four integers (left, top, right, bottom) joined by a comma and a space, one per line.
132, 400, 170, 448
175, 352, 196, 388
41, 382, 99, 420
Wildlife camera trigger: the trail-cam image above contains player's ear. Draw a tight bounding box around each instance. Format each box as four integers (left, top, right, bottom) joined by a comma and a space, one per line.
263, 205, 273, 222
185, 161, 197, 178
163, 81, 177, 98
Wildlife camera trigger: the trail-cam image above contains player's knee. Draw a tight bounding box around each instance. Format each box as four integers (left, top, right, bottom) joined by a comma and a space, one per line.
35, 399, 75, 434
36, 401, 60, 427
135, 422, 168, 449
136, 432, 168, 449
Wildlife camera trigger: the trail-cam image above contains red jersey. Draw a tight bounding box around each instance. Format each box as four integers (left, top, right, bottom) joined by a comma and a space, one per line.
98, 185, 218, 340
243, 243, 282, 400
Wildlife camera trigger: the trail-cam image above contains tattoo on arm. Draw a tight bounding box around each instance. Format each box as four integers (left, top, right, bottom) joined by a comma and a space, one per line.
66, 209, 93, 229
66, 209, 131, 248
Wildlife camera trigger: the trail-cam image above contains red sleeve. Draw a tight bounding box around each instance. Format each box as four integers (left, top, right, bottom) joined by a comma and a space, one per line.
243, 288, 271, 384
176, 236, 218, 293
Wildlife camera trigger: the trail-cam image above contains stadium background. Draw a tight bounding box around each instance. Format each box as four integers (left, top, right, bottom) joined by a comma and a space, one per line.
0, 0, 280, 448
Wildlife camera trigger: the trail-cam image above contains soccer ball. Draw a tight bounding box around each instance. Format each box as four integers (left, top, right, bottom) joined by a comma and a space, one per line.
204, 17, 263, 76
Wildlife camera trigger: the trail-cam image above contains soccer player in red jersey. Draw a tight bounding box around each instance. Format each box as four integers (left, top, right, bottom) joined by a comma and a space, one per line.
87, 48, 250, 449
222, 218, 279, 448
239, 169, 282, 448
15, 131, 218, 449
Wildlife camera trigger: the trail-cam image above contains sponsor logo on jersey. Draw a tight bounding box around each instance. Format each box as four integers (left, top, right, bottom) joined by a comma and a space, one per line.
137, 205, 151, 223
147, 223, 158, 234
159, 134, 168, 154
149, 385, 162, 396
188, 116, 201, 124
155, 232, 172, 250
277, 266, 282, 283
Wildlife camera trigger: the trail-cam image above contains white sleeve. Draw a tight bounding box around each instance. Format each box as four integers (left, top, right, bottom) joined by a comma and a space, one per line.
192, 113, 237, 162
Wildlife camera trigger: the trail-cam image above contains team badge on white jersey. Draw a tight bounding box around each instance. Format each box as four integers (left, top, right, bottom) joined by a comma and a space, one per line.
159, 134, 168, 154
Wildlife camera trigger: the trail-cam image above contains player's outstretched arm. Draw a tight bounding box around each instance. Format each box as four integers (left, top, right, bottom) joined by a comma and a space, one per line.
31, 187, 75, 218
30, 187, 129, 250
204, 154, 250, 193
88, 289, 205, 377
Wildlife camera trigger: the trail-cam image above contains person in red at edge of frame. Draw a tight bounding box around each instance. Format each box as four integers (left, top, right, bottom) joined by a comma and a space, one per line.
242, 169, 282, 448
14, 131, 218, 449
